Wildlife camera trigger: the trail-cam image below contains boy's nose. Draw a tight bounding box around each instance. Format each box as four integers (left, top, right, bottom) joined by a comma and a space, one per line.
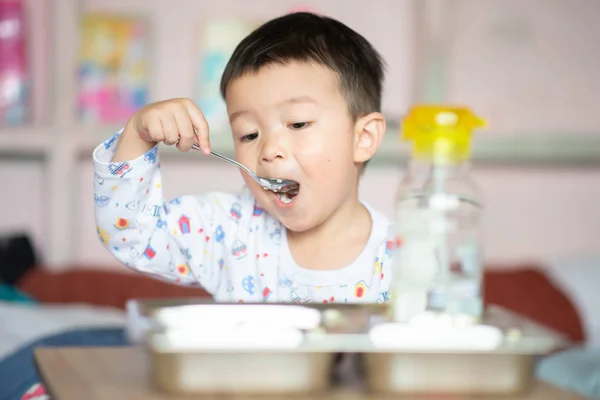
260, 136, 287, 164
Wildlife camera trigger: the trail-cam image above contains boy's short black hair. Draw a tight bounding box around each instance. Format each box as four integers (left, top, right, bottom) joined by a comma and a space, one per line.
220, 12, 385, 120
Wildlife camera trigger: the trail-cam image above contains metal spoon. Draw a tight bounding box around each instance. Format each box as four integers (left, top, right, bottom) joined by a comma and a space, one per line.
189, 142, 299, 193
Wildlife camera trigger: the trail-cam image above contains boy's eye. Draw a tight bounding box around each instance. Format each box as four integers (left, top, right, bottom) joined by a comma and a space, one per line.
241, 133, 258, 142
288, 122, 311, 130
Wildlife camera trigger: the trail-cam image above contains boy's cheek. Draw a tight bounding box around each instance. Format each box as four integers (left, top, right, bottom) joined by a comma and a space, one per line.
241, 173, 257, 190
234, 150, 258, 172
242, 175, 270, 206
296, 145, 352, 178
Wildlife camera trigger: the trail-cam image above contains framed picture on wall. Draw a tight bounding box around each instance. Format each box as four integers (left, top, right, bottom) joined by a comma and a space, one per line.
194, 19, 261, 134
77, 13, 150, 125
0, 0, 29, 126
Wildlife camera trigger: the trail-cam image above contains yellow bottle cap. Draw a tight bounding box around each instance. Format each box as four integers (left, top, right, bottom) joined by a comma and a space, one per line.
401, 105, 487, 164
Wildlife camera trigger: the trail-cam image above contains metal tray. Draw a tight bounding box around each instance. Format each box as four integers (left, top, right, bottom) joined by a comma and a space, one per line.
143, 301, 384, 395
363, 306, 568, 395
137, 300, 567, 396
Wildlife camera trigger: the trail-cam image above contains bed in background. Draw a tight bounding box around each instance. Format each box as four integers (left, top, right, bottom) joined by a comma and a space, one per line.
12, 263, 587, 340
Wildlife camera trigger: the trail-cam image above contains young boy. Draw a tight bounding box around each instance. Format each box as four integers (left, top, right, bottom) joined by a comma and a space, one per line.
94, 12, 394, 304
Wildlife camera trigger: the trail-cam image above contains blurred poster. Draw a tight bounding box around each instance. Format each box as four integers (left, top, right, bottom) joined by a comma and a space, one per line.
77, 14, 149, 124
195, 19, 260, 133
0, 0, 29, 126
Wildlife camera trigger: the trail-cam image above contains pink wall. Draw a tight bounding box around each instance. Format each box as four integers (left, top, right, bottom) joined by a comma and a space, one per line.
447, 0, 600, 136
1, 0, 599, 270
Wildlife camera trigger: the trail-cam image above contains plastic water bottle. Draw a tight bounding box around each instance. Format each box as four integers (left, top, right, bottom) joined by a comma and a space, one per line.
391, 105, 487, 325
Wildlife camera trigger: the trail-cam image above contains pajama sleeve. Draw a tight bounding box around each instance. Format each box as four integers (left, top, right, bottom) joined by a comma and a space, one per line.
93, 131, 242, 294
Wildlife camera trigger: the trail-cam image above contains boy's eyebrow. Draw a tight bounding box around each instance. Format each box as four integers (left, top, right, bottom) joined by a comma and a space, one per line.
229, 96, 317, 123
229, 110, 250, 123
277, 95, 317, 106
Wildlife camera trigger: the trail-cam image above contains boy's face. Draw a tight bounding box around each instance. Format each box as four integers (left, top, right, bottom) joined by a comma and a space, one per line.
225, 61, 379, 232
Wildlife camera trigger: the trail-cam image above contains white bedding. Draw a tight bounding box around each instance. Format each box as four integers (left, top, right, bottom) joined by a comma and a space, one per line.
546, 255, 600, 348
0, 301, 126, 360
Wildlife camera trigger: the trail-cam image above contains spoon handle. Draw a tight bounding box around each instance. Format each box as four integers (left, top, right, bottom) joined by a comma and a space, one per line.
191, 142, 257, 178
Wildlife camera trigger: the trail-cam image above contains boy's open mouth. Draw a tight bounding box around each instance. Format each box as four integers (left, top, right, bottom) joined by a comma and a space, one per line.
265, 183, 300, 205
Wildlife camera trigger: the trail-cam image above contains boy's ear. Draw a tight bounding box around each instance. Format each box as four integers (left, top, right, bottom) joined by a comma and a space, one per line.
353, 112, 386, 163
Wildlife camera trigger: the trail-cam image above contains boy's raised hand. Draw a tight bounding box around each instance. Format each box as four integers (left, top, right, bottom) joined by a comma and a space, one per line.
113, 98, 210, 162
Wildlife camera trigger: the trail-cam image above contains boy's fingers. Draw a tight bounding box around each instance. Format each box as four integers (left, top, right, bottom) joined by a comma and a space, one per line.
161, 114, 179, 146
146, 114, 164, 143
173, 106, 195, 152
184, 100, 210, 154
